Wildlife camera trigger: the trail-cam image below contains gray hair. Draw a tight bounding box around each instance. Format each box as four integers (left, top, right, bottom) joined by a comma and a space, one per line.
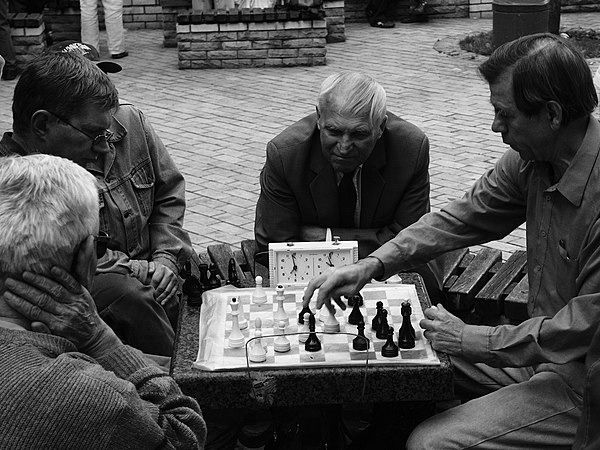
317, 72, 387, 129
0, 155, 98, 274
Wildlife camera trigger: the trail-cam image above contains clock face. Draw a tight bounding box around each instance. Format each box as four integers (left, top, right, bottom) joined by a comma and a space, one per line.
269, 241, 359, 287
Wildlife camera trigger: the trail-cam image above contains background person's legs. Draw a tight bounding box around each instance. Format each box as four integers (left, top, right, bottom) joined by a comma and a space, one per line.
79, 0, 100, 51
101, 0, 126, 56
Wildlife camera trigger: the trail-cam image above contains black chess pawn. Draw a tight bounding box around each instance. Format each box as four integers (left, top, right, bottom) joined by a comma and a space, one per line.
298, 305, 312, 324
375, 309, 390, 340
181, 261, 203, 306
381, 327, 399, 357
398, 301, 416, 349
348, 300, 364, 325
304, 314, 322, 352
228, 257, 241, 288
198, 263, 210, 290
371, 301, 384, 331
352, 320, 369, 351
207, 264, 221, 290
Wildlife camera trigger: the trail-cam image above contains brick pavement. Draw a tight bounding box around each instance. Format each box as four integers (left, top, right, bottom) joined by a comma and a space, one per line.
0, 13, 598, 260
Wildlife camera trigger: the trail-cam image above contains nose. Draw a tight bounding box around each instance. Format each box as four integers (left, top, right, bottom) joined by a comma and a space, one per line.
491, 114, 506, 134
337, 134, 353, 154
92, 139, 111, 154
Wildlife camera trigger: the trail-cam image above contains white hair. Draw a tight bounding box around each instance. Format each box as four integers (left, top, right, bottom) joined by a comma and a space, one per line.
0, 155, 98, 274
317, 72, 387, 129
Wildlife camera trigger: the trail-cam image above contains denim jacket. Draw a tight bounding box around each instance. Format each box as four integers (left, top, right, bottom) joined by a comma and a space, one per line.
0, 102, 192, 280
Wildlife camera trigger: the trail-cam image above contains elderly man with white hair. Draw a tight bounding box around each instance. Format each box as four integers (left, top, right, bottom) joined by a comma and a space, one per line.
0, 154, 206, 449
255, 71, 443, 301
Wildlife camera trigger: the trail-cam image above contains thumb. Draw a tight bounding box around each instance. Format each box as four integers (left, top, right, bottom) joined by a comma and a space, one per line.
30, 321, 52, 334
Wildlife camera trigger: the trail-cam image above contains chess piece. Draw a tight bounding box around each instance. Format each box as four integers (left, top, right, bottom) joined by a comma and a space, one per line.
381, 327, 399, 357
249, 317, 267, 363
228, 257, 241, 288
323, 306, 340, 333
352, 320, 369, 351
181, 261, 203, 307
298, 305, 312, 324
208, 264, 221, 289
398, 301, 416, 349
252, 275, 267, 304
298, 312, 310, 343
274, 320, 291, 353
348, 300, 363, 326
237, 296, 248, 330
273, 284, 289, 326
375, 309, 390, 339
347, 293, 363, 307
198, 263, 210, 290
304, 314, 322, 352
228, 298, 245, 348
371, 301, 384, 331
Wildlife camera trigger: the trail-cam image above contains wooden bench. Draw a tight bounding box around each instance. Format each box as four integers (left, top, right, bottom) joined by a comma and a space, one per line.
188, 240, 529, 324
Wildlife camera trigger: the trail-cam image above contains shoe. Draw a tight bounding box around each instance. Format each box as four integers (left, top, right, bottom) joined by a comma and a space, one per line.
400, 14, 429, 23
370, 20, 395, 28
111, 51, 129, 59
1, 66, 22, 81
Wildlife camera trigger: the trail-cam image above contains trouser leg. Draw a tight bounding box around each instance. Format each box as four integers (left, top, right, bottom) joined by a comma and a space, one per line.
0, 0, 17, 69
407, 371, 581, 449
92, 271, 175, 356
79, 0, 100, 51
101, 0, 125, 55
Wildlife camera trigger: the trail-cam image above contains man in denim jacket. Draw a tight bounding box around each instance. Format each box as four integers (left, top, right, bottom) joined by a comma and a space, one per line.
0, 50, 192, 358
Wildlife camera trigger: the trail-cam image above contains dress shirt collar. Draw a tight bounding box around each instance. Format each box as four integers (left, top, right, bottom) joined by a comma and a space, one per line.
555, 117, 600, 207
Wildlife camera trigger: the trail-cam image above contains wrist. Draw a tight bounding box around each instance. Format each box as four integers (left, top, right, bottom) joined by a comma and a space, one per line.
358, 256, 384, 280
79, 322, 122, 359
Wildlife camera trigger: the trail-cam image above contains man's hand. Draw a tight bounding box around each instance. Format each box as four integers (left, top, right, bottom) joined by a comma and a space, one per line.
302, 257, 382, 311
147, 261, 179, 306
3, 266, 119, 357
419, 304, 465, 355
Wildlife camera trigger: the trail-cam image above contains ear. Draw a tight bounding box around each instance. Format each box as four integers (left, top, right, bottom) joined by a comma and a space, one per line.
315, 106, 321, 129
30, 110, 54, 140
73, 235, 97, 289
378, 114, 388, 137
546, 101, 563, 130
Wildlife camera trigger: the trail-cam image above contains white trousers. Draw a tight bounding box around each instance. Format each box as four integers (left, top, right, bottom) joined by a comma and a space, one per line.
80, 0, 125, 55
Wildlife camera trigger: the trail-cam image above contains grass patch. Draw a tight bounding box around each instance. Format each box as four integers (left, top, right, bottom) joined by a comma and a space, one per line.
459, 28, 600, 58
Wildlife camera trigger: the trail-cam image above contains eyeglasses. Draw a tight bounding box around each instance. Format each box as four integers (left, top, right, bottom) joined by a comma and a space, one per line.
48, 111, 114, 147
94, 231, 111, 258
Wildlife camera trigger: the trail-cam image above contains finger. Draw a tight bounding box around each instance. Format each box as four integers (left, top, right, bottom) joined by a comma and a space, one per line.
331, 295, 347, 311
20, 270, 76, 302
50, 266, 84, 293
303, 274, 326, 307
160, 290, 179, 307
154, 275, 178, 303
5, 278, 62, 313
3, 290, 53, 324
419, 318, 435, 331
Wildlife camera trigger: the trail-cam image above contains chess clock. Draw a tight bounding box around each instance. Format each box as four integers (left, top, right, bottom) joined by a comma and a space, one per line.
268, 237, 359, 287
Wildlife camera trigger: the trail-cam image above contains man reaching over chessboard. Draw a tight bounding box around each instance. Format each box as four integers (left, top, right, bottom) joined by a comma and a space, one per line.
254, 72, 444, 303
304, 34, 600, 448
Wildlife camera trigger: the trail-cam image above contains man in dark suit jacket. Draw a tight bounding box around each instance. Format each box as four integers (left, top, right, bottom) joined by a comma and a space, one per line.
255, 72, 442, 300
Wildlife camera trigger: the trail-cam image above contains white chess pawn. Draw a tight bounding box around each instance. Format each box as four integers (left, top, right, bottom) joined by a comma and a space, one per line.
235, 296, 248, 330
273, 284, 289, 326
323, 306, 340, 333
252, 275, 267, 304
298, 312, 310, 343
274, 320, 291, 353
228, 298, 245, 348
249, 317, 267, 363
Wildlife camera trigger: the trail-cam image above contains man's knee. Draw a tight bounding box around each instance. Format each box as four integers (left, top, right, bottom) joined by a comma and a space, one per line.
406, 418, 440, 450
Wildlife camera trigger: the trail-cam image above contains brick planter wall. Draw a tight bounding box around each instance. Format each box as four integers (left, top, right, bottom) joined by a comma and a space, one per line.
177, 8, 327, 68
9, 13, 47, 68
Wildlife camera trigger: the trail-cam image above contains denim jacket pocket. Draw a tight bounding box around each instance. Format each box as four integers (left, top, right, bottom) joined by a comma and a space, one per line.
131, 161, 155, 217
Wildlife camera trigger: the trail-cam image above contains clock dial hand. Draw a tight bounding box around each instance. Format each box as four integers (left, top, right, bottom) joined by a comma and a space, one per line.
326, 252, 334, 267
291, 253, 298, 273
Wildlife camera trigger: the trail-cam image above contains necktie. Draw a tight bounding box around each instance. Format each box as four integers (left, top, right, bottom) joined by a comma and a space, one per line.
338, 171, 357, 227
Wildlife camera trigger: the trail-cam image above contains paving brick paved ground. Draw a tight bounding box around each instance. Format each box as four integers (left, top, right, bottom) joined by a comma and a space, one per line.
1, 13, 598, 260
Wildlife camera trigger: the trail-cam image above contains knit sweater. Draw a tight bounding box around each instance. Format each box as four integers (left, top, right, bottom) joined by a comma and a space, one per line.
0, 327, 207, 449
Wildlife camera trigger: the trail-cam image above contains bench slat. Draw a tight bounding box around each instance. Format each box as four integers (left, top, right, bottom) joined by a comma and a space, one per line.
207, 243, 247, 286
504, 275, 529, 323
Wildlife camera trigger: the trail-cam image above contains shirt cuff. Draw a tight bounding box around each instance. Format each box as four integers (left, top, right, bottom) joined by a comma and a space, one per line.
461, 324, 492, 361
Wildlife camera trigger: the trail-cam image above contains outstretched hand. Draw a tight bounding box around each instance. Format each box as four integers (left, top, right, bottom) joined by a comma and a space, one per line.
3, 266, 118, 356
419, 303, 465, 355
302, 258, 382, 311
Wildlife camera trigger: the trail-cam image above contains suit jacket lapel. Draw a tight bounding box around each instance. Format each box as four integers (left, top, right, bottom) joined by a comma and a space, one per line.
360, 138, 387, 227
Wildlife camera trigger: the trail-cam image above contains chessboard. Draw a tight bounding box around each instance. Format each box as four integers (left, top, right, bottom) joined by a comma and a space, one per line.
193, 283, 440, 371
